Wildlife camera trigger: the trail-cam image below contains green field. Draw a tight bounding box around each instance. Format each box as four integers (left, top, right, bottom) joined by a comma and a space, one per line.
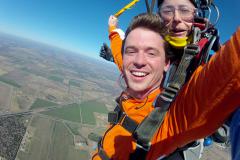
65, 123, 81, 135
88, 132, 101, 142
0, 76, 21, 88
51, 122, 90, 160
42, 103, 81, 123
21, 67, 47, 78
17, 116, 54, 160
69, 79, 81, 87
49, 122, 74, 160
48, 75, 64, 83
80, 100, 108, 125
17, 116, 89, 160
30, 98, 58, 110
41, 101, 108, 125
50, 69, 63, 75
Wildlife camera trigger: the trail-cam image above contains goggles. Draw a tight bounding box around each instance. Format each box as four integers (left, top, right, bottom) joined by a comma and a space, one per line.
159, 6, 196, 22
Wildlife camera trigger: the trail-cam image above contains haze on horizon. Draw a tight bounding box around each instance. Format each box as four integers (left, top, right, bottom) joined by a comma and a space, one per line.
0, 0, 239, 58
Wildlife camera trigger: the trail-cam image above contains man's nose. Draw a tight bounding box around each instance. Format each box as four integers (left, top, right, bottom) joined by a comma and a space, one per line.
134, 52, 146, 68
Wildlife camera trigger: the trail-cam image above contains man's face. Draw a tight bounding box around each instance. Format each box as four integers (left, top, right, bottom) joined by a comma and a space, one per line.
159, 0, 196, 38
123, 27, 169, 98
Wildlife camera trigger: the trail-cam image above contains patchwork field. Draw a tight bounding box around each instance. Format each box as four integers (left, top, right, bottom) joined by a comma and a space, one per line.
30, 98, 58, 110
17, 115, 90, 160
0, 75, 21, 88
0, 82, 13, 110
17, 116, 54, 160
0, 68, 7, 75
80, 101, 108, 125
41, 100, 109, 125
41, 103, 82, 123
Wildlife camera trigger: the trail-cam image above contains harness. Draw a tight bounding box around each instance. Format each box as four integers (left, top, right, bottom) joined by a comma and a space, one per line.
95, 25, 220, 160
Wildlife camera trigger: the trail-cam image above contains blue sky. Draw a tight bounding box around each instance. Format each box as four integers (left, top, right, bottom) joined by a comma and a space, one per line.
0, 0, 239, 59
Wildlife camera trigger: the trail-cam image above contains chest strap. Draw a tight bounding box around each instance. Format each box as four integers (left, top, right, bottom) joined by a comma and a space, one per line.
129, 95, 170, 160
97, 147, 110, 160
108, 104, 138, 133
95, 103, 138, 160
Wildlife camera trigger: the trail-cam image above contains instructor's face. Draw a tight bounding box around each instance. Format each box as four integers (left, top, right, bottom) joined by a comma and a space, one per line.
159, 0, 196, 38
123, 27, 169, 98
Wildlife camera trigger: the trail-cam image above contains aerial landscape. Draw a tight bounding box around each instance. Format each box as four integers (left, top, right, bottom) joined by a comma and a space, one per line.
0, 0, 239, 159
0, 32, 231, 160
0, 32, 121, 160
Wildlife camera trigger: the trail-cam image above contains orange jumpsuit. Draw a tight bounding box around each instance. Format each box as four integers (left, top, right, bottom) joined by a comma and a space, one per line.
92, 26, 240, 160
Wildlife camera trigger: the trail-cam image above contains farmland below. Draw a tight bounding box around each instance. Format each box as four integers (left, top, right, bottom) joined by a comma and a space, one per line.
0, 32, 120, 160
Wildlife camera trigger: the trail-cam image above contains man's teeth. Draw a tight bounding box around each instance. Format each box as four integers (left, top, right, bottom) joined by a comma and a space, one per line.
131, 71, 147, 77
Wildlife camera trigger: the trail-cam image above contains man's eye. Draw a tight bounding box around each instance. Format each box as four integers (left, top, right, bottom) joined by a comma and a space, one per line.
125, 50, 136, 55
147, 52, 157, 56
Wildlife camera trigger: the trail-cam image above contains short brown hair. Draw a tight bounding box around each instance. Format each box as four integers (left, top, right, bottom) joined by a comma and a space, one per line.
122, 13, 174, 59
124, 13, 165, 39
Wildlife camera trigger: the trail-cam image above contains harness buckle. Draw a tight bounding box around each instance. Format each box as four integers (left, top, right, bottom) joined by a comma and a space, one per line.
160, 83, 180, 102
184, 44, 200, 56
192, 26, 201, 44
136, 142, 151, 152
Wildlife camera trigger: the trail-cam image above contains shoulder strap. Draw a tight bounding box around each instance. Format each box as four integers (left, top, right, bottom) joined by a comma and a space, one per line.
108, 99, 139, 133
199, 27, 220, 64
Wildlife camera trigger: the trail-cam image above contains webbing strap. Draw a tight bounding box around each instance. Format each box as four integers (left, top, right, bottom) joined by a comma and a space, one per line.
108, 103, 138, 133
201, 34, 217, 64
133, 107, 167, 146
130, 98, 169, 160
98, 147, 110, 160
108, 106, 124, 125
145, 0, 150, 13
163, 62, 178, 88
150, 0, 156, 13
171, 44, 199, 85
145, 0, 156, 13
122, 115, 138, 133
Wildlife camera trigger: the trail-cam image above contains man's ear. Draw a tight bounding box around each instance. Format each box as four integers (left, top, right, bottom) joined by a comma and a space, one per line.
164, 59, 170, 72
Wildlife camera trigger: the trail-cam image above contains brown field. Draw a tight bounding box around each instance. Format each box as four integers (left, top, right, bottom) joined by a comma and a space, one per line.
201, 143, 231, 160
0, 82, 13, 110
0, 68, 7, 76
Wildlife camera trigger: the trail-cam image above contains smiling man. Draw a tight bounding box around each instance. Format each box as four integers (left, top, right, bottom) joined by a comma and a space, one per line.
123, 27, 169, 99
92, 13, 240, 160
